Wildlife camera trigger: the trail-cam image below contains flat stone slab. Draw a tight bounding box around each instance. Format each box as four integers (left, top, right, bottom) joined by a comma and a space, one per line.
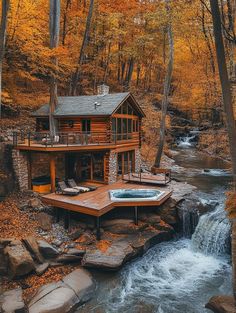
82, 240, 135, 270
28, 269, 95, 313
0, 288, 26, 313
82, 228, 173, 270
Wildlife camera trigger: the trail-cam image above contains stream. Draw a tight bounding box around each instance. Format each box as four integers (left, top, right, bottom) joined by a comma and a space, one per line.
78, 138, 233, 313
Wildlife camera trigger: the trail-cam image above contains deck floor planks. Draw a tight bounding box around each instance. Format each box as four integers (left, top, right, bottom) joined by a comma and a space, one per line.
42, 181, 172, 217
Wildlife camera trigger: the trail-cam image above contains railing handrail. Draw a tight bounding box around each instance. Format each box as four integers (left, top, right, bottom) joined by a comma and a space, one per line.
12, 130, 140, 147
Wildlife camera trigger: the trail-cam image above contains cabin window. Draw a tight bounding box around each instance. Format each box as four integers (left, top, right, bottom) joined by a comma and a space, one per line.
115, 101, 138, 116
128, 104, 133, 115
122, 118, 127, 139
82, 119, 91, 133
117, 118, 122, 140
117, 150, 135, 177
38, 118, 49, 131
122, 103, 128, 114
133, 119, 139, 132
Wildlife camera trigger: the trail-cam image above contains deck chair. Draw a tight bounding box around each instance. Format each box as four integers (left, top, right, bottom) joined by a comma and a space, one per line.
67, 179, 90, 192
57, 181, 80, 196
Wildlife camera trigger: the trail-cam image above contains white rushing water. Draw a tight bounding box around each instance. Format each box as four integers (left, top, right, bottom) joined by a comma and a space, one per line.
78, 148, 232, 313
192, 205, 231, 255
177, 135, 197, 148
79, 203, 232, 313
87, 238, 231, 313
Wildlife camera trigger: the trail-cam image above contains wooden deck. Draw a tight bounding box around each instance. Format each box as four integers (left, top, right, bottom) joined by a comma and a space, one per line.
42, 181, 172, 217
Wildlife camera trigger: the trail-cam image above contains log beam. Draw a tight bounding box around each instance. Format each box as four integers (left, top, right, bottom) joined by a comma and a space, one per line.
50, 154, 56, 192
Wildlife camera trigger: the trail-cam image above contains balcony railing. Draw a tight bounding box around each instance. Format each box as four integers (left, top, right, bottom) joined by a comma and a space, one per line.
12, 131, 139, 148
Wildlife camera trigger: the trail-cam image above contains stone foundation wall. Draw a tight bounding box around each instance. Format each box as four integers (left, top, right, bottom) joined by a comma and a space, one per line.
12, 149, 28, 190
31, 153, 65, 180
108, 151, 117, 184
135, 148, 141, 173
31, 153, 50, 178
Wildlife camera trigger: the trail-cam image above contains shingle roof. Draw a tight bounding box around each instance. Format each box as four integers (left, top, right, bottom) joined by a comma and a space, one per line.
32, 92, 145, 117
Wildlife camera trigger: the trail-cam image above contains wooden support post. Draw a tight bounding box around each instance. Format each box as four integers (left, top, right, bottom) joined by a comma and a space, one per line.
96, 216, 101, 241
50, 154, 56, 193
27, 152, 32, 190
56, 207, 60, 223
64, 210, 70, 230
134, 206, 138, 225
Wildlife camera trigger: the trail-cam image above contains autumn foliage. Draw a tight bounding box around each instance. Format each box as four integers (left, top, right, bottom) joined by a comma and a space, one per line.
0, 0, 228, 119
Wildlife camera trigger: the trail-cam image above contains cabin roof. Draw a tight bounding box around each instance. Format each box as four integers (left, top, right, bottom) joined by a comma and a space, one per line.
32, 92, 145, 118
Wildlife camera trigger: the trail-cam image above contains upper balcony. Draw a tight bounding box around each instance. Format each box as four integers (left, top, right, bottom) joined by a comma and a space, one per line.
12, 131, 140, 152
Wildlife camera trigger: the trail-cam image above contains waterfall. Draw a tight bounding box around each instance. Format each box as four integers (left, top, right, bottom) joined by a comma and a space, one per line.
181, 207, 199, 238
177, 135, 197, 148
191, 205, 231, 255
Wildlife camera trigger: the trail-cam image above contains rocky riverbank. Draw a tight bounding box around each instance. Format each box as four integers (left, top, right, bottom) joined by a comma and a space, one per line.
0, 178, 201, 312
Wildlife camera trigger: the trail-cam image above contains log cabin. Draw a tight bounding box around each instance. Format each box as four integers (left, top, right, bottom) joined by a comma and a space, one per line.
12, 87, 146, 193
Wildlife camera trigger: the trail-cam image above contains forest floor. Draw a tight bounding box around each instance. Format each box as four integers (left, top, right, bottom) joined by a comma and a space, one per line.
0, 192, 76, 301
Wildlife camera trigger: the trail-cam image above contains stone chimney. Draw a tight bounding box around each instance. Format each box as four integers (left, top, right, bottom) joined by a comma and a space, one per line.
97, 84, 109, 96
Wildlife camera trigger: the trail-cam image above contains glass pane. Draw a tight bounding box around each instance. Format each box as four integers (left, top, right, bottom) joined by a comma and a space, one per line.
128, 104, 133, 115
122, 103, 128, 114
92, 153, 104, 181
79, 154, 91, 180
117, 118, 122, 140
128, 119, 132, 139
124, 152, 129, 174
112, 118, 116, 141
122, 119, 127, 139
82, 120, 91, 133
87, 120, 91, 133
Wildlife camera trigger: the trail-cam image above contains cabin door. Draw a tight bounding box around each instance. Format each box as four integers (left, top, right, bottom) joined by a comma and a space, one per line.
72, 153, 104, 182
117, 151, 135, 178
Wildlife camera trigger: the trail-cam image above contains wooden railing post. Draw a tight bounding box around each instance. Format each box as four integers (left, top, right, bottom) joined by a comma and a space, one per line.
50, 154, 56, 193
28, 132, 31, 147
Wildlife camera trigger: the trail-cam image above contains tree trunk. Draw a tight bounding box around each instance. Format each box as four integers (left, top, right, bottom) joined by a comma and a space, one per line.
210, 0, 236, 183
154, 2, 174, 168
210, 0, 236, 301
71, 0, 94, 95
0, 0, 10, 119
62, 0, 71, 46
49, 0, 60, 137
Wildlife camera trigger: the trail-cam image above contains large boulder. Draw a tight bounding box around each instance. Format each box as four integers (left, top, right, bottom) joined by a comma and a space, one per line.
37, 240, 60, 259
36, 213, 53, 231
4, 240, 35, 278
23, 236, 44, 264
0, 288, 26, 313
170, 181, 197, 203
28, 269, 95, 313
206, 296, 236, 313
35, 263, 49, 276
156, 198, 179, 226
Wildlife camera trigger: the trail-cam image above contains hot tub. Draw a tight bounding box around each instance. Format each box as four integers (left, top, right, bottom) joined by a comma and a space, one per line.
109, 189, 165, 202
32, 176, 51, 194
